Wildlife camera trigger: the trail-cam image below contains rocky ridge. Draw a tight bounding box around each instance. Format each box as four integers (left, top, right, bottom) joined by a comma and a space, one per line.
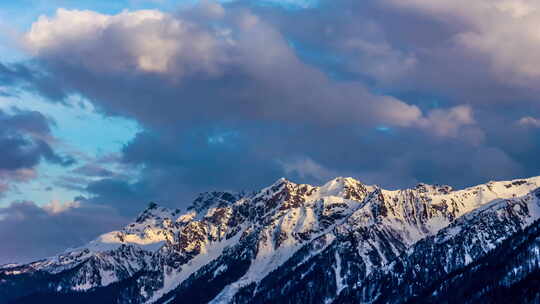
2, 176, 540, 303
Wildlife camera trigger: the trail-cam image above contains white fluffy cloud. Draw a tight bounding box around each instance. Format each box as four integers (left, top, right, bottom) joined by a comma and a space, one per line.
384, 0, 540, 85
337, 22, 418, 84
22, 6, 470, 135
518, 116, 540, 128
279, 157, 337, 181
42, 199, 81, 214
418, 105, 477, 138
25, 8, 230, 75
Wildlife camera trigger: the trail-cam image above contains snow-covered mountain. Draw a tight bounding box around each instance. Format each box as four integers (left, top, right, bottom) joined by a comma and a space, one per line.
2, 176, 540, 303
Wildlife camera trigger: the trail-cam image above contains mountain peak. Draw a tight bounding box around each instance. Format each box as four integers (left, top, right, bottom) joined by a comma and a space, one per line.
322, 176, 361, 187
4, 175, 540, 304
134, 201, 177, 224
270, 177, 292, 187
187, 191, 240, 213
318, 176, 368, 201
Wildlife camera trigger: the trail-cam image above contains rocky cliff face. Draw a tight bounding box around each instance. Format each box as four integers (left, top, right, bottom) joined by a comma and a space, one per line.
2, 176, 540, 303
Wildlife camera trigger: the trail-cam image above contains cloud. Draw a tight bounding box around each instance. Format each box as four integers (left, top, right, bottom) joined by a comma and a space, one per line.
5, 1, 538, 217
278, 157, 337, 182
418, 105, 479, 139
84, 178, 154, 214
42, 199, 81, 214
72, 163, 114, 177
21, 5, 532, 199
0, 169, 37, 198
0, 109, 74, 197
0, 200, 127, 264
341, 35, 417, 83
382, 0, 540, 86
21, 6, 458, 132
25, 8, 230, 76
518, 116, 540, 128
0, 62, 68, 101
0, 109, 74, 170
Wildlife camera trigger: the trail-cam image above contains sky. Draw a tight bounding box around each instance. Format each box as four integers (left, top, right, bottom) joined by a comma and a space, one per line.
1, 0, 540, 263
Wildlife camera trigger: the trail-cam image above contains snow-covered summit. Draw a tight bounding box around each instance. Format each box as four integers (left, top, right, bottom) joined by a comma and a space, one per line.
135, 202, 180, 224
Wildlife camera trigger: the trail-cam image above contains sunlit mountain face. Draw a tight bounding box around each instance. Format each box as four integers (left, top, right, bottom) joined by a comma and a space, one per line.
1, 0, 540, 302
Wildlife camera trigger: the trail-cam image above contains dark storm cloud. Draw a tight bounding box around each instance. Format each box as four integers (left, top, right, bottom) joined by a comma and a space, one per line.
0, 200, 128, 264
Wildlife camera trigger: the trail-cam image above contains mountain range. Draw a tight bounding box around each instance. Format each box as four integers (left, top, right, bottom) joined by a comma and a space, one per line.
2, 176, 540, 303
